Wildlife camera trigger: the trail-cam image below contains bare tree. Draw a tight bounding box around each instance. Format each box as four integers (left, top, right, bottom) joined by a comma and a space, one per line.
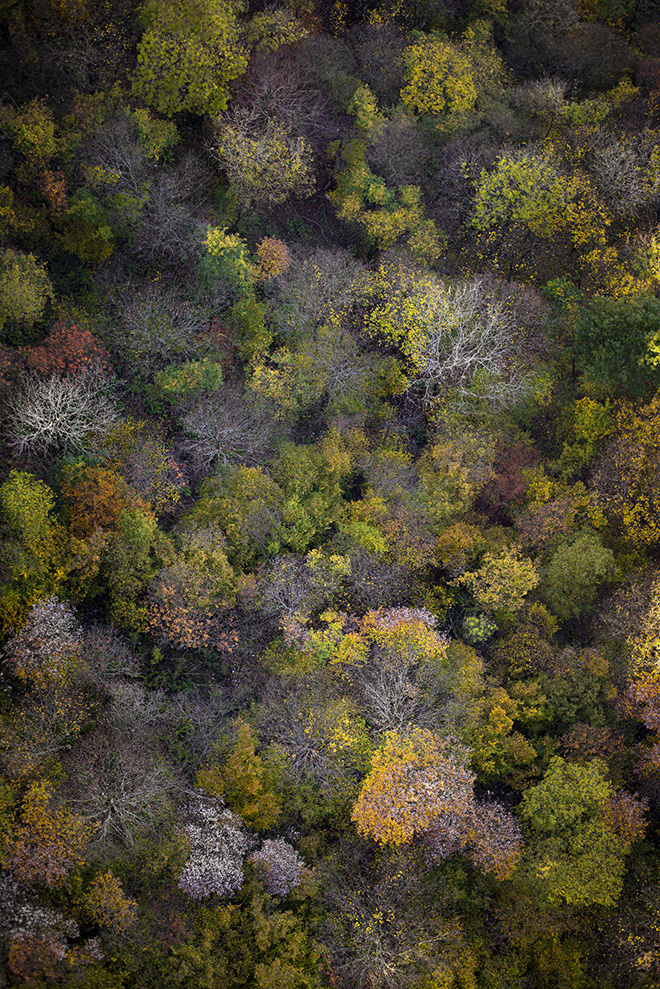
133, 153, 214, 266
230, 52, 332, 142
182, 385, 282, 472
411, 278, 533, 415
589, 130, 660, 218
270, 247, 366, 340
110, 283, 209, 377
4, 370, 117, 456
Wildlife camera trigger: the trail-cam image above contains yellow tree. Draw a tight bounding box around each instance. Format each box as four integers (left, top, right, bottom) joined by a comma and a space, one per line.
196, 718, 281, 830
401, 35, 477, 132
132, 0, 248, 117
351, 727, 474, 846
5, 781, 93, 887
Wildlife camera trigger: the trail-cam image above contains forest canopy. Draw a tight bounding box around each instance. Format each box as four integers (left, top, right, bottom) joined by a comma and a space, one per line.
0, 1, 660, 988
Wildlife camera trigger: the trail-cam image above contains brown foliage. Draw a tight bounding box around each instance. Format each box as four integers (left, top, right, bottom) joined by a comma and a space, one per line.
61, 464, 145, 538
38, 169, 68, 215
605, 790, 648, 844
560, 722, 624, 761
477, 441, 540, 518
148, 562, 239, 652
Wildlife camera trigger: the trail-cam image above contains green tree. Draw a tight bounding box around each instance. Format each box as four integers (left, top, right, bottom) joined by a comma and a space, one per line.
0, 471, 69, 631
543, 531, 616, 621
575, 294, 660, 399
185, 466, 284, 569
102, 507, 174, 632
518, 756, 628, 907
132, 0, 248, 117
0, 249, 53, 337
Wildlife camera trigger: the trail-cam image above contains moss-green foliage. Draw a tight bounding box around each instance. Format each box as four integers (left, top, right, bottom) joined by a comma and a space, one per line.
543, 530, 616, 620
0, 248, 53, 335
518, 756, 628, 907
186, 467, 284, 569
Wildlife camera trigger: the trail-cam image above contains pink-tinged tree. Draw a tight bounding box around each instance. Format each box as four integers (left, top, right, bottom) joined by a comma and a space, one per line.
177, 792, 250, 900
248, 839, 308, 897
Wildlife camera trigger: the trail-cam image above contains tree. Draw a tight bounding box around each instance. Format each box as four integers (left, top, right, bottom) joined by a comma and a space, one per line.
364, 271, 533, 416
255, 236, 291, 282
22, 321, 112, 378
92, 419, 186, 515
4, 370, 118, 456
4, 595, 81, 687
400, 35, 477, 131
148, 526, 236, 651
518, 756, 629, 907
182, 384, 281, 472
110, 284, 209, 378
197, 718, 281, 831
0, 471, 70, 631
329, 140, 444, 264
101, 506, 174, 632
543, 530, 616, 620
320, 842, 471, 989
60, 705, 178, 851
132, 0, 248, 117
0, 249, 54, 338
257, 674, 372, 817
270, 248, 365, 342
456, 544, 539, 617
334, 607, 450, 733
54, 189, 115, 266
592, 391, 660, 546
425, 799, 523, 880
469, 147, 610, 281
60, 464, 144, 539
351, 727, 474, 846
573, 294, 660, 399
5, 781, 93, 887
82, 870, 137, 933
0, 98, 58, 172
248, 839, 308, 897
186, 466, 284, 569
177, 792, 249, 900
212, 111, 315, 211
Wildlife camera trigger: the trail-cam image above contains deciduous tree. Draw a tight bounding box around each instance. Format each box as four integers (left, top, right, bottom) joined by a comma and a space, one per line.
6, 781, 93, 887
132, 0, 248, 117
351, 727, 474, 846
518, 756, 628, 907
4, 370, 117, 456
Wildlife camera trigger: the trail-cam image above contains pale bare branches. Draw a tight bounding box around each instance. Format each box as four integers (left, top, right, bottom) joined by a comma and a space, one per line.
4, 370, 118, 456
